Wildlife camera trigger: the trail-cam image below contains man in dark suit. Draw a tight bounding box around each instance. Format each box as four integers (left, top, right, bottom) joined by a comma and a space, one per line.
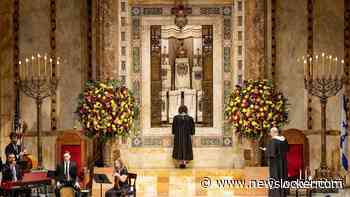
55, 151, 80, 197
2, 153, 22, 182
2, 153, 30, 197
5, 132, 22, 161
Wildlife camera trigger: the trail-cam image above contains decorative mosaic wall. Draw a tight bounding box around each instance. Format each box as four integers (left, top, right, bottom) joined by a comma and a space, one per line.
50, 0, 57, 131
306, 0, 314, 130
87, 0, 93, 80
222, 3, 234, 147
233, 0, 245, 86
119, 0, 130, 86
271, 0, 276, 82
129, 4, 239, 148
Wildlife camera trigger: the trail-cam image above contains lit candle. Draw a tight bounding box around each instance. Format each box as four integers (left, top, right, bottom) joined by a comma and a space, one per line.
324, 55, 328, 78
37, 53, 41, 77
44, 55, 47, 77
56, 57, 60, 78
314, 55, 318, 78
335, 57, 339, 79
302, 56, 306, 77
31, 55, 35, 78
341, 60, 345, 78
49, 58, 53, 78
328, 55, 333, 79
309, 57, 314, 79
25, 58, 29, 79
321, 53, 325, 77
19, 61, 22, 79
304, 59, 308, 80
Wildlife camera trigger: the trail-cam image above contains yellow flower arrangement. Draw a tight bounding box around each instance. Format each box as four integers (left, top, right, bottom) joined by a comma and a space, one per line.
224, 79, 289, 139
76, 80, 138, 139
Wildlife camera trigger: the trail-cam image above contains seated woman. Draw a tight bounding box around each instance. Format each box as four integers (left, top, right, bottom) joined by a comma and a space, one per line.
105, 158, 129, 197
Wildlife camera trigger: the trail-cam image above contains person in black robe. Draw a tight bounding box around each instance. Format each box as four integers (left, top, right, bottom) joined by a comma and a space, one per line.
266, 127, 289, 197
105, 158, 130, 197
5, 132, 22, 161
172, 105, 195, 168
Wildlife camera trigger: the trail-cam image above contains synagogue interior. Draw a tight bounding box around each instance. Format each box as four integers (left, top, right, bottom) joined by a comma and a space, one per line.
0, 0, 350, 196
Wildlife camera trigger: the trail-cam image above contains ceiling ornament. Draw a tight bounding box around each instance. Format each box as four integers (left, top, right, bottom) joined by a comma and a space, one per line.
172, 0, 189, 30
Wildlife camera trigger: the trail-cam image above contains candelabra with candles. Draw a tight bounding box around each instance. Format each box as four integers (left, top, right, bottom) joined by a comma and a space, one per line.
302, 53, 344, 181
16, 54, 59, 169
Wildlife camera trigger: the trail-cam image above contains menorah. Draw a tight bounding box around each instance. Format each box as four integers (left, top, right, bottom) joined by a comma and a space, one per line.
302, 53, 344, 179
16, 54, 59, 169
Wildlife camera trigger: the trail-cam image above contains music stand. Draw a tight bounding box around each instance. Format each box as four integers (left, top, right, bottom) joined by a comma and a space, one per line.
47, 170, 56, 178
93, 174, 111, 197
17, 160, 28, 170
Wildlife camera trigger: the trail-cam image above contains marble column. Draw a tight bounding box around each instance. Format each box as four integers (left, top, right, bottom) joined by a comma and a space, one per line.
93, 0, 120, 165
243, 0, 266, 166
0, 1, 14, 156
244, 0, 266, 80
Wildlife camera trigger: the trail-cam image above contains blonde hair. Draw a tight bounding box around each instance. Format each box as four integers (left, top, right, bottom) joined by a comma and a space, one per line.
114, 158, 126, 171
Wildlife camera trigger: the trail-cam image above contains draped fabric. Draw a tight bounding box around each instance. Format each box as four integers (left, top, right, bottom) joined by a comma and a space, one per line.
340, 94, 349, 171
201, 25, 213, 127
172, 114, 195, 160
286, 144, 303, 178
150, 25, 162, 127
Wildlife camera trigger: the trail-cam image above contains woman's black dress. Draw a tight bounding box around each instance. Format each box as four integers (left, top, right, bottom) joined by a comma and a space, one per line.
105, 167, 129, 197
172, 114, 195, 161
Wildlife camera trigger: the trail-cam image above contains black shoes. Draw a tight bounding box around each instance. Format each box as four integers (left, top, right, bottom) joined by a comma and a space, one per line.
179, 164, 186, 168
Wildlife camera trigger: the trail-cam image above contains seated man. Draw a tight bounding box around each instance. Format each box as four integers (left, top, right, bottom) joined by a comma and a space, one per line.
55, 151, 80, 197
2, 153, 30, 197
